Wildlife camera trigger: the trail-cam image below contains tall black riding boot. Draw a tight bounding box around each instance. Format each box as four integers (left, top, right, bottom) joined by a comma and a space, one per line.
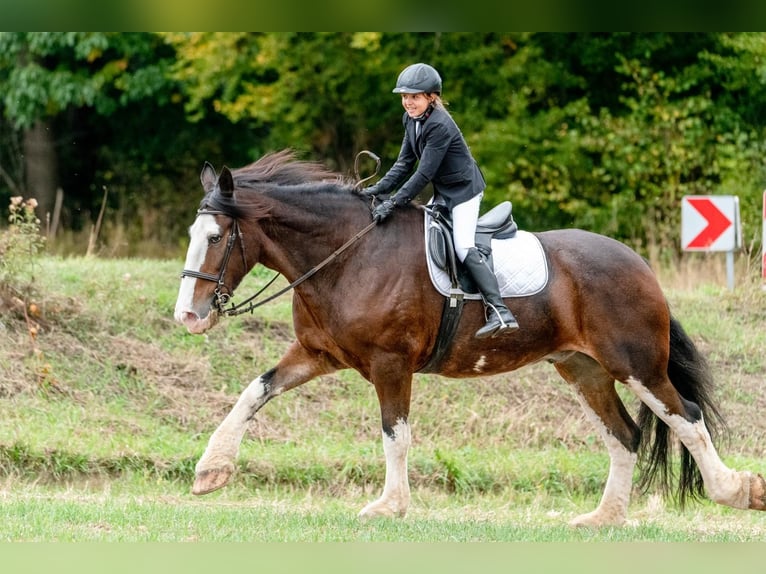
462, 247, 519, 339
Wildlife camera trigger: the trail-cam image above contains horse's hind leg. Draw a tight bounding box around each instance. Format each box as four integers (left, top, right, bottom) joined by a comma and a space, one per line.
626, 375, 766, 510
554, 353, 641, 527
193, 341, 338, 495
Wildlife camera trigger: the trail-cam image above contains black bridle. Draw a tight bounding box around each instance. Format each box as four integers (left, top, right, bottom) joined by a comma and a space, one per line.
180, 209, 250, 313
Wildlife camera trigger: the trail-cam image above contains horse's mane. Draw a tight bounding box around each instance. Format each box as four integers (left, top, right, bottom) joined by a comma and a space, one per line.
233, 149, 350, 189
201, 149, 361, 221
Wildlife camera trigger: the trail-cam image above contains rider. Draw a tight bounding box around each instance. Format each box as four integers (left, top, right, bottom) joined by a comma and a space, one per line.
363, 62, 519, 339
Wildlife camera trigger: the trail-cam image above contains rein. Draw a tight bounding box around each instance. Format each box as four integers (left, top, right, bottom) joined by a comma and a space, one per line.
220, 219, 377, 317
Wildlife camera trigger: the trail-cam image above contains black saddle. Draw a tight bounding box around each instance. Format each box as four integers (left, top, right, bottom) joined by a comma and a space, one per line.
426, 201, 517, 294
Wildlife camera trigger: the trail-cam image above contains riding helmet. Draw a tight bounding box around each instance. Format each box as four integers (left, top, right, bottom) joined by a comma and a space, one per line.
392, 63, 442, 95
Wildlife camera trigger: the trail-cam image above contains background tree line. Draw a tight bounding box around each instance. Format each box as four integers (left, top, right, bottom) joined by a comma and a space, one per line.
1, 32, 765, 258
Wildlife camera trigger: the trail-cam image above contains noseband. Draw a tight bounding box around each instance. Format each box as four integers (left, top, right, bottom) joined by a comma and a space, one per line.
181, 209, 247, 312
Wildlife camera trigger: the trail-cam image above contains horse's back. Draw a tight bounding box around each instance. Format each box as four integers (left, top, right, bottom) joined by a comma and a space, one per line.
536, 228, 651, 273
536, 228, 661, 297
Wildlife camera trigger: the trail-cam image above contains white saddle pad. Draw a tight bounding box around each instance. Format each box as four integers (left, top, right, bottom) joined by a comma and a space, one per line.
424, 219, 549, 300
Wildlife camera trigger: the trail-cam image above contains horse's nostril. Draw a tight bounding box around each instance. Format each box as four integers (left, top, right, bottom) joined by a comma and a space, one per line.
183, 311, 200, 322
175, 310, 199, 324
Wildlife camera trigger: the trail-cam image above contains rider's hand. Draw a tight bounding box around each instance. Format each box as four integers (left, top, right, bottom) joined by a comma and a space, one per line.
372, 199, 396, 224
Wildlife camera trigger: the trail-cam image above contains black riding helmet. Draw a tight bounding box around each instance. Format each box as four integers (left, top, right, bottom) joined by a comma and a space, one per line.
392, 63, 442, 95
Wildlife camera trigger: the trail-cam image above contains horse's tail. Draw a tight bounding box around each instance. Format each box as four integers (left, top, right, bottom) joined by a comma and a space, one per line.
636, 314, 728, 507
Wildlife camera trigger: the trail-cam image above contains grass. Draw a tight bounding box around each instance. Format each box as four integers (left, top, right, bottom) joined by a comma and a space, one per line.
1, 255, 766, 542
2, 476, 766, 542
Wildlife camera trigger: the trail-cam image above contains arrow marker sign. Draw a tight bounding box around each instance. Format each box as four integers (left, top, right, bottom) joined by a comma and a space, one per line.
681, 195, 738, 252
685, 197, 732, 248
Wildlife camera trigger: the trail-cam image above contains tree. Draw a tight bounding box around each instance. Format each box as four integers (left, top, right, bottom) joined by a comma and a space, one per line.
3, 33, 766, 258
164, 32, 405, 172
0, 33, 177, 228
473, 33, 766, 255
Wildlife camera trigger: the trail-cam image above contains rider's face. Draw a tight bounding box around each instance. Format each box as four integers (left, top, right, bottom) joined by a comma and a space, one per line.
401, 93, 432, 118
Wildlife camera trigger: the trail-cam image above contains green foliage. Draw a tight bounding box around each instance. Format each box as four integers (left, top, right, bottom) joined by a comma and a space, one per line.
2, 33, 766, 255
0, 32, 178, 128
0, 32, 253, 252
473, 33, 766, 253
163, 32, 408, 168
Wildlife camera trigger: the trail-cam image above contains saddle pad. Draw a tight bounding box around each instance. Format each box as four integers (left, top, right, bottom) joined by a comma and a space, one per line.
424, 219, 549, 300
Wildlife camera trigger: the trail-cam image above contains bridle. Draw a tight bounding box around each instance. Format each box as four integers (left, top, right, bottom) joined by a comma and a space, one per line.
180, 209, 249, 313
181, 150, 381, 317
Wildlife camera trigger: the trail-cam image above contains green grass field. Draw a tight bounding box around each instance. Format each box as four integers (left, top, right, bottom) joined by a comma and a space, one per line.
1, 255, 766, 543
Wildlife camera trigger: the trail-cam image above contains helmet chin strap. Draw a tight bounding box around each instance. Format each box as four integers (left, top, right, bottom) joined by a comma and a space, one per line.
413, 103, 434, 122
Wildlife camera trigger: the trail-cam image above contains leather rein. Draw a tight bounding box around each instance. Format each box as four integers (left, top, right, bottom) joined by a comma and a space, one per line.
180, 150, 381, 318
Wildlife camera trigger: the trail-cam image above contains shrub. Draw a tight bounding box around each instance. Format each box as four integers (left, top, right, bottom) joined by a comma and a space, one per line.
0, 196, 45, 315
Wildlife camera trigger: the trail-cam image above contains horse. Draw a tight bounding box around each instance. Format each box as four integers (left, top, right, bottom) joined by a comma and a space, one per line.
174, 149, 766, 526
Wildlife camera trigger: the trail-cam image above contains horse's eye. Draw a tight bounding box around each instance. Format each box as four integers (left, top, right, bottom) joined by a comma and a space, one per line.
209, 234, 222, 245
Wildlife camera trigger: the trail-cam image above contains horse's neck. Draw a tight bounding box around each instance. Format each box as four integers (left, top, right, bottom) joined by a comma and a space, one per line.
256, 198, 370, 282
258, 201, 423, 287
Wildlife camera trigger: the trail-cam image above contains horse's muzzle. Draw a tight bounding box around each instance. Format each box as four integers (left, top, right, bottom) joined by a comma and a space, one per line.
176, 309, 220, 334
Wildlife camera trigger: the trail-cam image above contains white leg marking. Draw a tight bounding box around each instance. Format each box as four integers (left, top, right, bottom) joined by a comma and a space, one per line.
359, 419, 411, 519
196, 375, 269, 474
473, 355, 487, 373
570, 390, 636, 527
626, 377, 751, 509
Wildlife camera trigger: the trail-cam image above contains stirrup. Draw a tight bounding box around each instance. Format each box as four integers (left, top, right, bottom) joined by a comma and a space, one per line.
475, 308, 519, 339
493, 319, 519, 336
475, 320, 502, 339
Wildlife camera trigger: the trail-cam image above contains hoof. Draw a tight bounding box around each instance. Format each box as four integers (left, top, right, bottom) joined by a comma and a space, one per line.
570, 510, 626, 528
358, 499, 407, 520
192, 466, 234, 495
749, 473, 766, 510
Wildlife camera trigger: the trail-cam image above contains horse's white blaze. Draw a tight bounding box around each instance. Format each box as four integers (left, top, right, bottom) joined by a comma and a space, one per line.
359, 418, 411, 518
626, 376, 751, 509
571, 390, 636, 526
195, 375, 269, 473
174, 213, 221, 325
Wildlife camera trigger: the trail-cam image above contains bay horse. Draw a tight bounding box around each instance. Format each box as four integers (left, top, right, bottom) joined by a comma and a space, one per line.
174, 150, 766, 526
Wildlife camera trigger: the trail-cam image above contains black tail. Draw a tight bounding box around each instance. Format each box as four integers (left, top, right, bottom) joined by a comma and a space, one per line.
636, 315, 728, 507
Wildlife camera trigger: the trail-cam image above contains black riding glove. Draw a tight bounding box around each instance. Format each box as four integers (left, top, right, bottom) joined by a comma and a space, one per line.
372, 199, 396, 224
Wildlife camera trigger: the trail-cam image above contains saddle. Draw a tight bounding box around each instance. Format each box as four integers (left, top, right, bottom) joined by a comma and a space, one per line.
426, 201, 517, 295
418, 201, 517, 374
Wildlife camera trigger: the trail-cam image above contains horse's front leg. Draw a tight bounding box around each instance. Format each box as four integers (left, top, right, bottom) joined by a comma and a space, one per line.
359, 357, 414, 519
193, 341, 337, 495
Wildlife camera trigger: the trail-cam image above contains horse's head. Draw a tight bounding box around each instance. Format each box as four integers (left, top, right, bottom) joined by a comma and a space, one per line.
174, 162, 250, 334
175, 150, 371, 334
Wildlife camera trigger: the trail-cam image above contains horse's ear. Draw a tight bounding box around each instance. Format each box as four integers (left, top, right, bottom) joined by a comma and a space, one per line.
218, 166, 234, 197
200, 162, 217, 193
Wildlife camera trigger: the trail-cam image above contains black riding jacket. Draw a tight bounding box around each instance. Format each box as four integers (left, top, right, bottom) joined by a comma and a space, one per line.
374, 105, 486, 210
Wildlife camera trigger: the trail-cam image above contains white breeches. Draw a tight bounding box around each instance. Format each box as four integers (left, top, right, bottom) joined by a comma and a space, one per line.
451, 192, 482, 262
